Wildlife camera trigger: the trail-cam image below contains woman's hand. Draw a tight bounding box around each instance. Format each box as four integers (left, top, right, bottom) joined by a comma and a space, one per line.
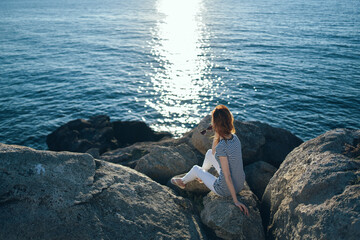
234, 200, 249, 216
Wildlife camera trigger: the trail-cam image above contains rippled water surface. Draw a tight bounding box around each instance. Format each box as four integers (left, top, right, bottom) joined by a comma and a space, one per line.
1, 0, 359, 150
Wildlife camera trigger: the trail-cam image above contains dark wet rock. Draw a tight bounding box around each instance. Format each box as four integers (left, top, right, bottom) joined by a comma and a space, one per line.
88, 115, 111, 129
66, 118, 92, 131
261, 129, 360, 240
46, 115, 172, 154
112, 120, 170, 146
244, 161, 277, 200
191, 115, 303, 167
200, 183, 265, 240
0, 143, 207, 240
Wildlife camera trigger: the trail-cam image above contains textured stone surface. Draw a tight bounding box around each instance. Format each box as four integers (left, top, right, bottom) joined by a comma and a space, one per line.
135, 143, 199, 184
191, 115, 302, 167
244, 161, 277, 200
200, 184, 265, 240
100, 141, 155, 168
262, 129, 360, 240
0, 143, 207, 240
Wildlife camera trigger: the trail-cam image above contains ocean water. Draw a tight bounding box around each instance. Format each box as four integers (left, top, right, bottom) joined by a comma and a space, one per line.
1, 0, 359, 150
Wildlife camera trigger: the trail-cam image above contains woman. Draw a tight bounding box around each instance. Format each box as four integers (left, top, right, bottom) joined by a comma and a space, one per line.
171, 105, 249, 216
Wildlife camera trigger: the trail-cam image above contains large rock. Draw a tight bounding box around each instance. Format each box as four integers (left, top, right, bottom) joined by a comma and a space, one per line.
46, 115, 171, 154
244, 161, 277, 200
200, 184, 265, 240
191, 116, 303, 167
112, 120, 169, 146
0, 143, 207, 239
261, 129, 360, 240
135, 143, 199, 184
100, 141, 156, 168
99, 136, 189, 168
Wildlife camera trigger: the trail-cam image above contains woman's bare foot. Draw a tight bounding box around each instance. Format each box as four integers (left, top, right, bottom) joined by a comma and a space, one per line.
196, 178, 203, 184
171, 178, 186, 189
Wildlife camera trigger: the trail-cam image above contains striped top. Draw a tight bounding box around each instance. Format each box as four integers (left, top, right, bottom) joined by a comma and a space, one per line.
213, 134, 245, 197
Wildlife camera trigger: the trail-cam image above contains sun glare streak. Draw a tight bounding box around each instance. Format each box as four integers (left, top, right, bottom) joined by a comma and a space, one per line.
147, 0, 213, 135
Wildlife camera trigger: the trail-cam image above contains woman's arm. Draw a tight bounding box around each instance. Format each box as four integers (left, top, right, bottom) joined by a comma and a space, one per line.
212, 132, 220, 155
219, 156, 249, 216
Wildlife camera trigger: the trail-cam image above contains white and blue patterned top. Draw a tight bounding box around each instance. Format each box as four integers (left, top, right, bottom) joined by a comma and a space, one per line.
214, 134, 245, 197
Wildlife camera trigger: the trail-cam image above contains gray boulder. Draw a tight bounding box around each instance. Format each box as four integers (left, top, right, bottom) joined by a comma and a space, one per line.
0, 143, 207, 239
191, 116, 302, 167
135, 143, 199, 184
262, 129, 360, 240
200, 184, 265, 240
100, 141, 155, 168
244, 161, 277, 200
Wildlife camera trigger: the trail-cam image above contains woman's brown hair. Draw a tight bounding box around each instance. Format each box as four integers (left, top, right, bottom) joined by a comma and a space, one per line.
211, 105, 235, 139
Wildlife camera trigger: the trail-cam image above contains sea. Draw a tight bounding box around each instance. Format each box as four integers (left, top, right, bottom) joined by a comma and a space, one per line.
1, 0, 359, 150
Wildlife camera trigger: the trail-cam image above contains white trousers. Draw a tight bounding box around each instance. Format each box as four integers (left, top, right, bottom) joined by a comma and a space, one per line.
181, 149, 221, 195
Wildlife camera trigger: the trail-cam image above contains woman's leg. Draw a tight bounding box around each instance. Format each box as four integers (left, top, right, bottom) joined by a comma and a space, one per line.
201, 149, 220, 174
181, 165, 218, 194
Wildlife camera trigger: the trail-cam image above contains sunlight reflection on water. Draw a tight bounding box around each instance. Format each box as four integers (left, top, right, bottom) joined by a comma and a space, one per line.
147, 0, 214, 135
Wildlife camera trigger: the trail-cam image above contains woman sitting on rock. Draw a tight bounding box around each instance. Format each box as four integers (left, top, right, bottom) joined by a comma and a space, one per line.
171, 105, 249, 216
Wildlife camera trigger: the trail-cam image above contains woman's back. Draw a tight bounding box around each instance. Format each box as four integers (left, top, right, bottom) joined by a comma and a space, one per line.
214, 134, 245, 196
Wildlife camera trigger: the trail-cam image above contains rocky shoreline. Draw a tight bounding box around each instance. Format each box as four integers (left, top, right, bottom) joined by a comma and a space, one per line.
1, 115, 359, 239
